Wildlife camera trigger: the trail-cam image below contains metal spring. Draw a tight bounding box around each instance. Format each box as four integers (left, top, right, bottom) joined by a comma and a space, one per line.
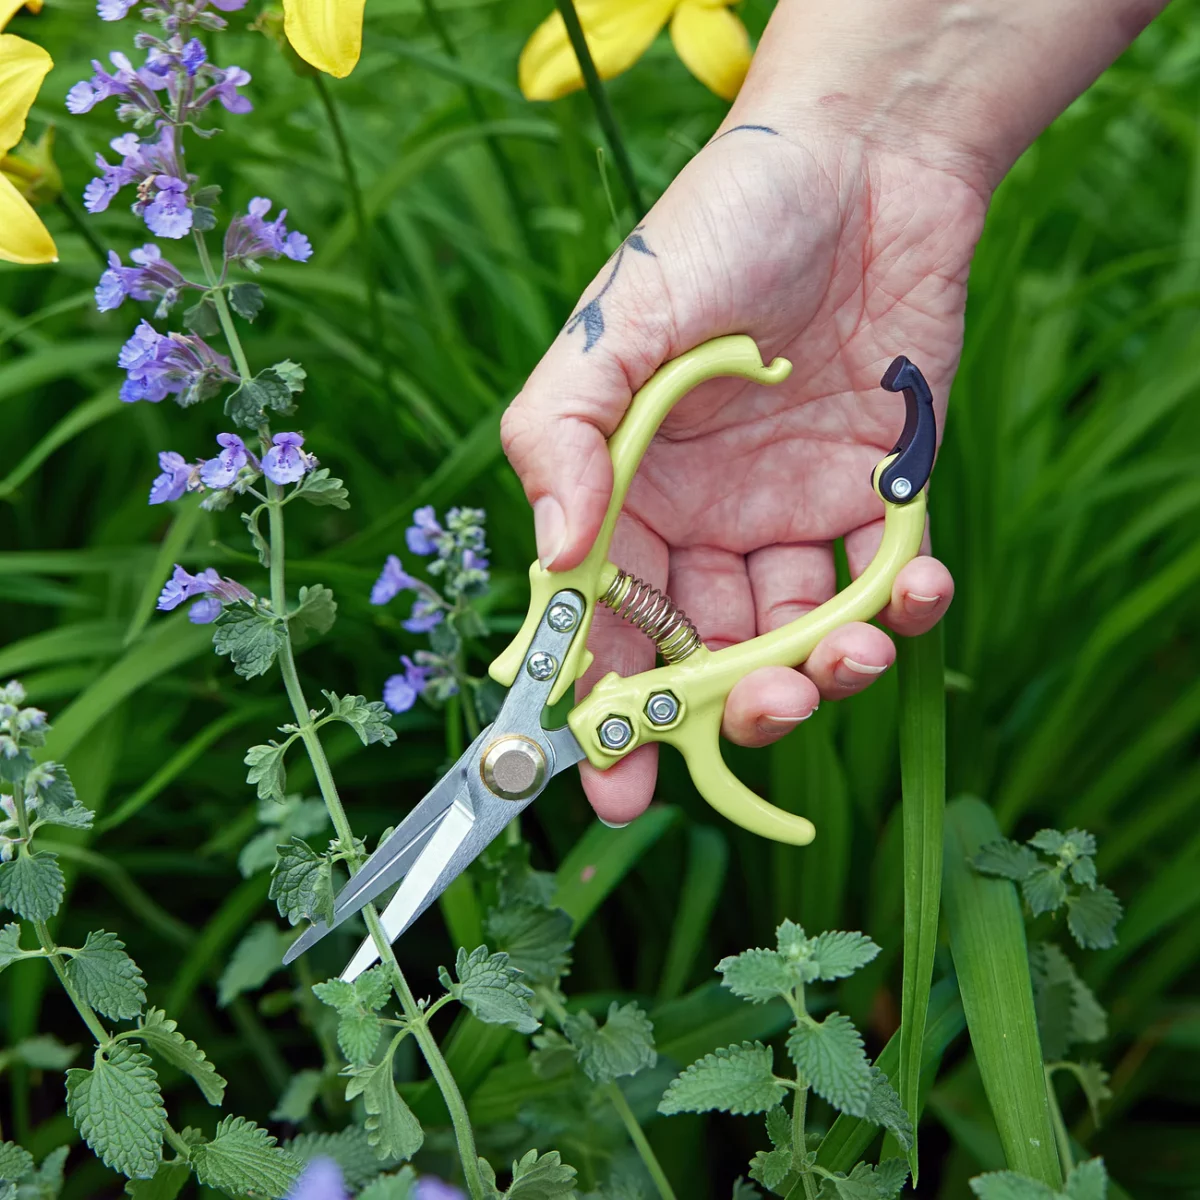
599, 569, 702, 663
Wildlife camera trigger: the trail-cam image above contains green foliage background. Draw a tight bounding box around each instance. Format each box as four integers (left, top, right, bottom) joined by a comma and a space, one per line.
1, 0, 1199, 1194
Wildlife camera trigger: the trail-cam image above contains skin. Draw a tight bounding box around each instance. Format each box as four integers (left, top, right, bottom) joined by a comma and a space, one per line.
500, 0, 1168, 824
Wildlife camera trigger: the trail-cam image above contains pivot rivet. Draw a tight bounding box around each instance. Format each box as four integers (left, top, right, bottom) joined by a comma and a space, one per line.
598, 717, 633, 751
891, 477, 912, 499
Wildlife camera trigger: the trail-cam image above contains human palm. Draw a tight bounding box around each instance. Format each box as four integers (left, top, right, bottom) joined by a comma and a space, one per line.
502, 126, 988, 821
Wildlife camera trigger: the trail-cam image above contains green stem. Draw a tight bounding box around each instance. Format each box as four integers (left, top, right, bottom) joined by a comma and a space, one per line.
1045, 1066, 1075, 1174
785, 1068, 817, 1200
41, 930, 109, 1046
553, 0, 642, 214
604, 1080, 677, 1200
55, 194, 108, 268
194, 233, 253, 380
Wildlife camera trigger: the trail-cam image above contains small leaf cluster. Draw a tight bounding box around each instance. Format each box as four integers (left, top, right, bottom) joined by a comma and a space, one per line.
971, 1156, 1109, 1199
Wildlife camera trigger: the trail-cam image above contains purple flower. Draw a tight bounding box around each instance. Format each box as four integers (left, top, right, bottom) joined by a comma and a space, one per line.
143, 175, 192, 238
262, 433, 317, 485
95, 244, 186, 314
83, 133, 142, 212
98, 0, 138, 19
224, 197, 312, 267
463, 549, 489, 573
383, 656, 429, 714
84, 128, 186, 220
118, 320, 237, 406
405, 506, 443, 556
200, 433, 258, 488
413, 1179, 467, 1200
146, 37, 207, 78
403, 596, 443, 634
195, 64, 252, 114
285, 1158, 346, 1200
65, 52, 150, 114
149, 450, 196, 504
188, 597, 223, 624
156, 564, 253, 612
370, 555, 418, 606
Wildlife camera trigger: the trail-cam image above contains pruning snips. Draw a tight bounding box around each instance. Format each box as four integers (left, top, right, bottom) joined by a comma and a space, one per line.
285, 335, 937, 980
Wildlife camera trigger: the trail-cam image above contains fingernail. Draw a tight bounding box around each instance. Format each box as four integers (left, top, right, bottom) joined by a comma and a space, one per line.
904, 593, 941, 617
836, 658, 888, 687
756, 710, 816, 737
599, 817, 631, 829
534, 495, 567, 570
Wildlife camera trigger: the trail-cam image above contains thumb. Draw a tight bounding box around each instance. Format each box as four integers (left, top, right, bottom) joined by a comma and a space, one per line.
500, 240, 673, 571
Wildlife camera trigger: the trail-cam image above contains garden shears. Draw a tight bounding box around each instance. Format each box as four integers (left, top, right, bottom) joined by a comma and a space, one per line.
283, 335, 937, 980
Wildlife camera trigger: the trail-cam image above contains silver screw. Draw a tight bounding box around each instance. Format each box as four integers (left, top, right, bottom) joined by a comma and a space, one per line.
526, 651, 558, 681
547, 602, 578, 633
645, 692, 679, 726
891, 477, 912, 499
598, 716, 633, 751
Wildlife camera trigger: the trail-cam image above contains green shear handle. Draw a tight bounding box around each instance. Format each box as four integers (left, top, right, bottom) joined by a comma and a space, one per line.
490, 335, 934, 847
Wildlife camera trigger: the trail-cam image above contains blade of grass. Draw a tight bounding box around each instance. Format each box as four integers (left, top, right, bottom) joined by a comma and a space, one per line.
657, 825, 728, 1002
122, 496, 206, 646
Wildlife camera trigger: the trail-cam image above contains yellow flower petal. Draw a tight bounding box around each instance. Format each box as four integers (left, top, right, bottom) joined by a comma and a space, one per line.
0, 33, 50, 156
0, 0, 25, 32
282, 0, 363, 78
669, 0, 750, 101
0, 170, 55, 263
519, 0, 676, 102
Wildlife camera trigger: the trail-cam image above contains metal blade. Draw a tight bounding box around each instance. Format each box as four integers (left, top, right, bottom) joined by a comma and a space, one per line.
281, 727, 491, 966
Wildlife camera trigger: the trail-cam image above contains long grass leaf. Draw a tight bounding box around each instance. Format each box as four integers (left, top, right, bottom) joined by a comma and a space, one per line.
657, 825, 728, 1002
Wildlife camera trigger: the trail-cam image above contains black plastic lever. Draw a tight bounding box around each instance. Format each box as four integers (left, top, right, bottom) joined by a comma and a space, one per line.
876, 355, 936, 504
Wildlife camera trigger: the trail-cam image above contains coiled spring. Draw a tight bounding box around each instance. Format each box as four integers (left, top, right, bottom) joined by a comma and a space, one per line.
600, 569, 702, 663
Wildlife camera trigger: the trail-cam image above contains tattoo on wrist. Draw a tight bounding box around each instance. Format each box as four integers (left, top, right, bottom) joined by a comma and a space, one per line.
566, 225, 655, 353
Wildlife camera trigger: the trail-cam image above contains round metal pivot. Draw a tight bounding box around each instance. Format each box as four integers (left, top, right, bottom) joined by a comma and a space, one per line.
481, 735, 547, 800
645, 692, 679, 726
598, 717, 633, 751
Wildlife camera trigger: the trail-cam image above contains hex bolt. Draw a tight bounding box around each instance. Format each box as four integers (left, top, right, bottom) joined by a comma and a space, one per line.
645, 692, 679, 726
598, 716, 633, 751
526, 651, 558, 681
891, 477, 913, 499
546, 602, 578, 633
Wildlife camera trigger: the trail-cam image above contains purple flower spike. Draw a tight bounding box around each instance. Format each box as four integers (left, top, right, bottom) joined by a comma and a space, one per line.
196, 64, 252, 114
188, 597, 223, 624
97, 0, 138, 19
208, 0, 251, 10
405, 506, 443, 556
383, 656, 429, 715
224, 197, 313, 267
262, 432, 317, 485
157, 564, 253, 614
143, 175, 192, 239
200, 433, 258, 488
149, 451, 195, 504
119, 320, 237, 407
181, 38, 207, 75
96, 244, 186, 314
371, 555, 418, 606
403, 596, 443, 634
414, 1179, 468, 1200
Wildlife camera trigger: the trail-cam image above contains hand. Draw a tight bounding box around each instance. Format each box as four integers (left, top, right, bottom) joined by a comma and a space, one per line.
501, 120, 987, 825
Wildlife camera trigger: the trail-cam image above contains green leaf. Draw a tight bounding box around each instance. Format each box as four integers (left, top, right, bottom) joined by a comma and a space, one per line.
765, 1104, 791, 1149
480, 1148, 577, 1199
242, 509, 270, 568
0, 1143, 32, 1183
484, 902, 573, 987
814, 1164, 878, 1200
228, 282, 265, 322
971, 839, 1039, 881
224, 367, 298, 428
658, 1042, 785, 1116
786, 1014, 873, 1118
287, 1126, 397, 1189
245, 742, 289, 806
213, 606, 285, 680
969, 1172, 1057, 1199
129, 1009, 226, 1106
864, 1067, 913, 1151
873, 1158, 912, 1199
321, 692, 396, 747
24, 1145, 69, 1197
272, 1070, 324, 1124
240, 798, 330, 878
1056, 1062, 1112, 1129
12, 1033, 78, 1070
66, 1043, 166, 1179
190, 1116, 300, 1198
438, 945, 538, 1033
748, 1146, 792, 1193
717, 948, 795, 1003
344, 1050, 424, 1163
0, 922, 29, 972
290, 585, 337, 644
1030, 942, 1106, 1058
809, 932, 881, 981
563, 1000, 655, 1085
313, 968, 391, 1066
1063, 1158, 1108, 1200
295, 469, 351, 510
270, 360, 307, 394
1068, 856, 1097, 888
0, 851, 63, 921
270, 837, 334, 927
124, 1160, 191, 1200
218, 923, 289, 1007
1066, 886, 1122, 950
182, 296, 220, 337
358, 1170, 418, 1200
1022, 866, 1068, 916
63, 931, 146, 1020
31, 762, 93, 829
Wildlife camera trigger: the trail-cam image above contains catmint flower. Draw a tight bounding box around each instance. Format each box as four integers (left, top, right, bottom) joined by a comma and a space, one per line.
405, 505, 443, 556
413, 1180, 467, 1200
143, 174, 192, 238
196, 64, 253, 113
370, 555, 418, 606
0, 682, 26, 707
95, 244, 187, 315
262, 433, 317, 485
383, 656, 429, 715
98, 0, 138, 19
145, 36, 207, 78
224, 197, 312, 268
66, 52, 158, 115
15, 708, 47, 734
149, 450, 201, 504
285, 1158, 346, 1200
403, 596, 443, 634
156, 564, 253, 613
118, 320, 237, 405
0, 838, 15, 863
84, 127, 189, 223
200, 433, 259, 488
1, 795, 16, 821
188, 596, 223, 624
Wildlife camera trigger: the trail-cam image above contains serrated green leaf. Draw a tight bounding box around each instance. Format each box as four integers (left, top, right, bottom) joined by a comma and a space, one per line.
0, 851, 63, 921
1028, 830, 1071, 857
439, 945, 538, 1033
658, 1042, 784, 1116
864, 1068, 913, 1151
786, 1014, 873, 1118
717, 948, 795, 1003
295, 469, 350, 510
357, 1169, 417, 1200
733, 1179, 765, 1200
484, 1148, 577, 1199
271, 360, 306, 394
224, 368, 297, 428
242, 509, 270, 568
213, 607, 285, 680
344, 1051, 423, 1163
219, 923, 289, 1007
124, 1159, 191, 1200
810, 932, 880, 981
873, 1158, 911, 1199
245, 742, 289, 806
290, 585, 337, 644
1022, 866, 1068, 916
287, 1126, 398, 1189
0, 1143, 32, 1183
129, 1009, 225, 1106
1056, 1062, 1112, 1129
191, 1116, 300, 1198
31, 763, 93, 829
240, 797, 329, 878
271, 1070, 324, 1124
775, 919, 807, 958
1063, 1158, 1107, 1200
63, 931, 146, 1020
748, 1146, 792, 1193
969, 1172, 1057, 1200
182, 296, 220, 337
563, 1000, 655, 1085
484, 902, 573, 987
1066, 887, 1122, 950
321, 692, 396, 747
12, 1034, 78, 1070
0, 922, 28, 972
765, 1104, 791, 1150
270, 838, 334, 927
814, 1165, 877, 1200
313, 968, 391, 1065
66, 1043, 165, 1179
228, 282, 265, 322
971, 840, 1039, 881
1030, 942, 1106, 1058
1068, 857, 1096, 888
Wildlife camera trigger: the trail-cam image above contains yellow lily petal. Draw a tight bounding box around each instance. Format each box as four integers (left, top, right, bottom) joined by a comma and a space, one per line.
669, 0, 750, 101
282, 0, 363, 78
0, 0, 25, 32
0, 170, 55, 263
0, 33, 51, 156
519, 0, 676, 102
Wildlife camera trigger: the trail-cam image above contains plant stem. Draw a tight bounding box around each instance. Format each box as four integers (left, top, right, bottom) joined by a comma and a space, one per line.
1045, 1066, 1075, 1174
55, 194, 108, 268
554, 0, 642, 213
604, 1080, 677, 1200
784, 1070, 818, 1200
